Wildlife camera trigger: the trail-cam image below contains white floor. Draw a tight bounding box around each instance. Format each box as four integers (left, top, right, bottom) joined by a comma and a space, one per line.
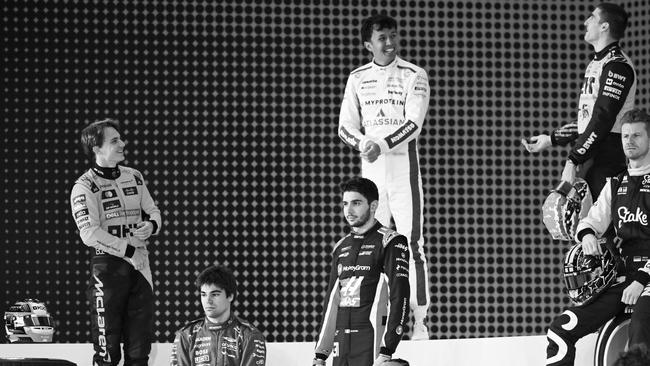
0, 334, 598, 366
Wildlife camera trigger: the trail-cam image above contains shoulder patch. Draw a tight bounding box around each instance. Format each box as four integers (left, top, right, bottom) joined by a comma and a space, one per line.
180, 317, 204, 332
76, 172, 100, 193
332, 236, 347, 253
377, 227, 400, 248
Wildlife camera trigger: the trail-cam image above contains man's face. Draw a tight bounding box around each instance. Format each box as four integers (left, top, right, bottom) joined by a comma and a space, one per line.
342, 191, 373, 227
583, 8, 605, 44
200, 283, 232, 322
94, 127, 125, 165
364, 26, 398, 65
622, 122, 650, 161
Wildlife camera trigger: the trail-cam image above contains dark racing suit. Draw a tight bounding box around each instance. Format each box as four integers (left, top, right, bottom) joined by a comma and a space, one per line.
546, 166, 650, 365
314, 221, 410, 366
70, 165, 161, 366
170, 314, 266, 366
550, 42, 636, 199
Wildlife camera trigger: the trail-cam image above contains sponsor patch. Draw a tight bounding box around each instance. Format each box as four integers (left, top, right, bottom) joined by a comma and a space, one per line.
102, 200, 121, 211
72, 194, 86, 206
74, 209, 89, 219
105, 211, 121, 220
134, 174, 143, 186
123, 186, 138, 196
101, 190, 117, 199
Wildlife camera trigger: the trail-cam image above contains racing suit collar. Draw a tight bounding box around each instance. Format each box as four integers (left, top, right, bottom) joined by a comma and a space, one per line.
92, 164, 121, 180
627, 163, 650, 177
372, 56, 399, 70
351, 220, 382, 237
593, 41, 619, 61
205, 313, 236, 329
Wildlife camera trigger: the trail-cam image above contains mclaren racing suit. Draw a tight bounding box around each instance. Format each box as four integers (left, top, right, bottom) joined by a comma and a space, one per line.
338, 56, 430, 320
546, 166, 650, 365
314, 221, 410, 366
170, 314, 266, 366
70, 164, 161, 366
550, 42, 636, 198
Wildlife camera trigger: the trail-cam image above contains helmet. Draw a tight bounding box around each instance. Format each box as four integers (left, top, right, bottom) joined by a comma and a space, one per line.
4, 299, 55, 343
543, 178, 593, 241
563, 243, 619, 306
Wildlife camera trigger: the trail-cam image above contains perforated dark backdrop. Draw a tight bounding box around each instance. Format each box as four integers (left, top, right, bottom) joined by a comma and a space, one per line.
2, 0, 649, 342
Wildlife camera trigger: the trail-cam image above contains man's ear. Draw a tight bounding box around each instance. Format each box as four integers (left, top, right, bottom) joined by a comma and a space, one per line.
600, 21, 610, 33
364, 41, 373, 53
92, 146, 100, 155
370, 200, 379, 212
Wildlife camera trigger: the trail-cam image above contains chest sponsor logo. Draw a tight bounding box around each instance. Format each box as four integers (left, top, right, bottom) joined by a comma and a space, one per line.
194, 355, 209, 363
101, 190, 117, 199
105, 211, 121, 219
123, 186, 138, 196
338, 252, 350, 258
340, 246, 351, 252
617, 206, 648, 228
617, 186, 628, 195
74, 208, 89, 219
358, 250, 373, 256
342, 265, 370, 272
221, 336, 238, 358
361, 244, 375, 249
102, 200, 121, 211
339, 276, 363, 307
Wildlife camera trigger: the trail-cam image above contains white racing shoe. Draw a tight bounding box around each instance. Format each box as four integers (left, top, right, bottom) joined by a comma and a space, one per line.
411, 321, 430, 340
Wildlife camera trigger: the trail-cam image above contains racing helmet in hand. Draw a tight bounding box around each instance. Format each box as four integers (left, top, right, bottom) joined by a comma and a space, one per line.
563, 243, 619, 306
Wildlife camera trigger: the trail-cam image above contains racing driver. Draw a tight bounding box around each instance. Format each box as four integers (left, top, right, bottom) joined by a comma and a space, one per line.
313, 177, 410, 366
337, 13, 431, 340
70, 118, 162, 366
170, 265, 266, 366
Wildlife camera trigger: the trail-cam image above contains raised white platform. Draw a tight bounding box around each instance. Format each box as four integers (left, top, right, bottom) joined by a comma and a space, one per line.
0, 334, 598, 366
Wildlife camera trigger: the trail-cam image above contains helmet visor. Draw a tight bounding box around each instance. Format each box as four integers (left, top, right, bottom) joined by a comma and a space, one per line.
23, 315, 53, 327
564, 272, 594, 290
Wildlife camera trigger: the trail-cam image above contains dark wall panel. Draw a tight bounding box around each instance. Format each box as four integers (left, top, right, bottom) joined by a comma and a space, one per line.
2, 0, 649, 342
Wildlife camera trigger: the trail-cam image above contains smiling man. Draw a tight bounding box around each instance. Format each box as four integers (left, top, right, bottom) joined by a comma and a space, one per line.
70, 118, 162, 366
170, 265, 266, 366
545, 109, 650, 365
313, 177, 410, 366
337, 13, 431, 341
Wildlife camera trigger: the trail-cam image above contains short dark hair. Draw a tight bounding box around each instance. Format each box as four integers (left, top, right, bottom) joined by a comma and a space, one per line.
80, 119, 120, 157
340, 177, 379, 203
615, 344, 650, 366
596, 2, 629, 40
195, 265, 237, 300
621, 108, 650, 133
360, 14, 397, 43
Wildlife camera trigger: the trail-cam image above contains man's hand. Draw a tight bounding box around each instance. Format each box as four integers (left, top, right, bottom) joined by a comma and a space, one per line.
621, 281, 645, 305
373, 354, 391, 366
561, 160, 577, 185
360, 141, 381, 163
128, 247, 148, 271
581, 234, 602, 256
521, 134, 552, 153
133, 221, 154, 240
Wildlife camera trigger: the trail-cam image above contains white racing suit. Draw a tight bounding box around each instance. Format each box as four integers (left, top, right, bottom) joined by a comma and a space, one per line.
70, 165, 162, 366
338, 56, 430, 325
